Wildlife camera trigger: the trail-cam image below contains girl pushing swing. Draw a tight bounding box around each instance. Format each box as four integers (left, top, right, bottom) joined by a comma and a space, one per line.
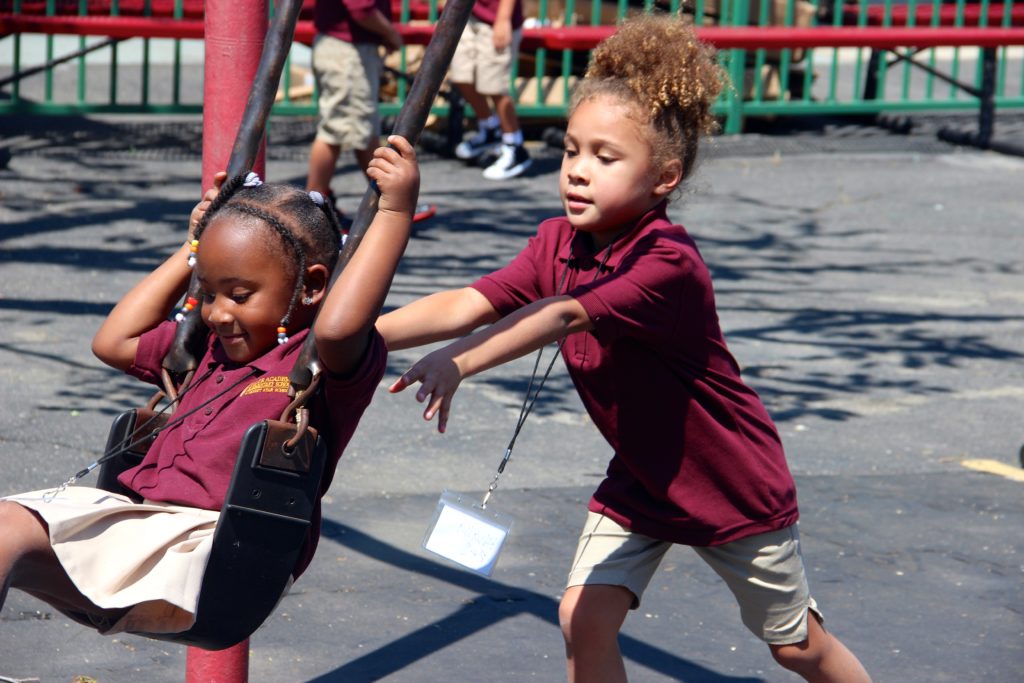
0, 136, 420, 635
381, 14, 873, 683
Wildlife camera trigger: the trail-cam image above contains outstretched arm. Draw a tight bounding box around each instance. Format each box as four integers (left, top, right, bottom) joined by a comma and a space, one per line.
389, 295, 592, 432
91, 172, 227, 372
376, 287, 501, 351
314, 135, 419, 376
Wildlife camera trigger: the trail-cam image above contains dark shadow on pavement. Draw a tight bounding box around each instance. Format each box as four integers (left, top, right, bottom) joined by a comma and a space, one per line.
314, 517, 765, 683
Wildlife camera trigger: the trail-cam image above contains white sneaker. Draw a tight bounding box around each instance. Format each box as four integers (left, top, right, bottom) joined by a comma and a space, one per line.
482, 144, 532, 180
455, 126, 501, 160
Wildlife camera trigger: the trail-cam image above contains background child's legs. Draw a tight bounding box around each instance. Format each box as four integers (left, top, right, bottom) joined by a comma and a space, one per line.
307, 138, 342, 195
561, 512, 672, 683
493, 93, 521, 136
695, 525, 871, 683
0, 500, 120, 619
454, 82, 492, 122
307, 36, 382, 193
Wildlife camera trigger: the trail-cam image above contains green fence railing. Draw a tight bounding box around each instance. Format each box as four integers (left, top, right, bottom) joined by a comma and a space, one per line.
2, 0, 1023, 132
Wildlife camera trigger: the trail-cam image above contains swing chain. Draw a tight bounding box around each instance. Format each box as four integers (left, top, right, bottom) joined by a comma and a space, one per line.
281, 370, 321, 450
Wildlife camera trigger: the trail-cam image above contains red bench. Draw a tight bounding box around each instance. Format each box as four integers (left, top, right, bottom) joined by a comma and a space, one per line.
0, 0, 435, 22
842, 2, 1024, 28
3, 13, 1022, 153
5, 15, 1023, 50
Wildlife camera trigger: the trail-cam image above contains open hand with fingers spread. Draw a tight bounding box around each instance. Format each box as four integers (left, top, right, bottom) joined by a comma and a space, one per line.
389, 348, 463, 433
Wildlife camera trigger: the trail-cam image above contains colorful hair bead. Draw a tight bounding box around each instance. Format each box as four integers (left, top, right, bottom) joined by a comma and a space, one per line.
174, 296, 199, 323
277, 325, 289, 345
186, 239, 199, 267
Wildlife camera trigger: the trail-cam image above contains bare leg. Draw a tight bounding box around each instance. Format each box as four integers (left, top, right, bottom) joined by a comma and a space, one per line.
493, 93, 520, 135
770, 611, 872, 683
0, 501, 122, 620
453, 82, 493, 121
306, 138, 341, 195
559, 584, 634, 683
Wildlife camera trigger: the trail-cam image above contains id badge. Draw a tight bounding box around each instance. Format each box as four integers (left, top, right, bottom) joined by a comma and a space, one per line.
422, 490, 513, 576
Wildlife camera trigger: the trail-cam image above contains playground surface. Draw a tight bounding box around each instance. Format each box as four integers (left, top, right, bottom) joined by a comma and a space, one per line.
1, 114, 1023, 682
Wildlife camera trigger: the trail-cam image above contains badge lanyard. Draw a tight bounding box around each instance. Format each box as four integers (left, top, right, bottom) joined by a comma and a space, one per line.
422, 234, 621, 576
480, 234, 621, 508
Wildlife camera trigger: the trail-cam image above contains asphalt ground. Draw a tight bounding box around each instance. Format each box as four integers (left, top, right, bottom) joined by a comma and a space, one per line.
1, 114, 1023, 682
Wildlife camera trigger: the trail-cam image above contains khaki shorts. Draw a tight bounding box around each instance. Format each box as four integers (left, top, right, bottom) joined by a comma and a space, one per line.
312, 35, 382, 150
449, 16, 521, 96
567, 512, 822, 645
5, 486, 219, 635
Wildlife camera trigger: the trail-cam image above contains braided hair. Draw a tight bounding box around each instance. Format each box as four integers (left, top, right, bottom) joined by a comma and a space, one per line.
191, 174, 343, 333
570, 13, 725, 184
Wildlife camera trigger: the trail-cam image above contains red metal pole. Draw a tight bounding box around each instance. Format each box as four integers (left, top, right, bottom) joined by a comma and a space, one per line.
185, 642, 249, 683
202, 0, 268, 192
191, 2, 267, 677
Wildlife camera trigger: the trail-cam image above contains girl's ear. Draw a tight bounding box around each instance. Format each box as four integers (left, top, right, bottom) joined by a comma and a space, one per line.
303, 263, 330, 305
652, 158, 683, 198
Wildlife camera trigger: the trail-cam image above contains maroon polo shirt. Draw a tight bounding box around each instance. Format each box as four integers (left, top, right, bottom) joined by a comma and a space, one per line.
471, 202, 799, 546
314, 0, 392, 45
122, 320, 386, 576
471, 0, 525, 31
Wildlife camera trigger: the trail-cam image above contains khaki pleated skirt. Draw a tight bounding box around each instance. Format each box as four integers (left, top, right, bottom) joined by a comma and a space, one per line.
5, 486, 219, 635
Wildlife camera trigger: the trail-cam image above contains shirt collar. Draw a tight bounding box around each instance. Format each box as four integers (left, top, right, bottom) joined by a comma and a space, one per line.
563, 200, 671, 273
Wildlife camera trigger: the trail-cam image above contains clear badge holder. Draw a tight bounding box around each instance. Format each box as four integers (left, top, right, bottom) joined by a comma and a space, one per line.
421, 301, 577, 577
422, 489, 513, 576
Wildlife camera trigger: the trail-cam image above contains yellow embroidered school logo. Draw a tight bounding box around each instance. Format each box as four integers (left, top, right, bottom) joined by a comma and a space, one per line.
240, 376, 291, 396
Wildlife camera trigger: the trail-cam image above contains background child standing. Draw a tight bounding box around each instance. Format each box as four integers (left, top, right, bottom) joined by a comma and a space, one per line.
379, 16, 872, 683
306, 0, 403, 223
0, 136, 419, 636
449, 0, 532, 180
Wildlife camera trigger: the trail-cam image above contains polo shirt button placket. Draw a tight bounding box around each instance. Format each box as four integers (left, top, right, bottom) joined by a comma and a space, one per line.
215, 375, 224, 384
204, 407, 213, 416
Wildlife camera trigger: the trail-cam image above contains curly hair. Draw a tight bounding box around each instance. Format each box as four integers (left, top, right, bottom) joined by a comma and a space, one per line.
570, 13, 725, 183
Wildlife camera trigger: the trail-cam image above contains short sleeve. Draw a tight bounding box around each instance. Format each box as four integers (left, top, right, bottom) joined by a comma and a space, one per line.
571, 233, 693, 347
470, 233, 547, 315
126, 320, 180, 386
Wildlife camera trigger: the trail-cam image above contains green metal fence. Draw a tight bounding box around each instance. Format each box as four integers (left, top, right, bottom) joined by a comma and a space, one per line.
2, 0, 1023, 132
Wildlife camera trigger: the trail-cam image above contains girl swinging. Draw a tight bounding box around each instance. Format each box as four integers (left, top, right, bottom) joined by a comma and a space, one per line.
0, 136, 420, 636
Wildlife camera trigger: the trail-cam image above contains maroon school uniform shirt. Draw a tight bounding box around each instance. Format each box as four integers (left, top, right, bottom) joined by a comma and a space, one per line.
471, 202, 798, 546
314, 0, 392, 45
471, 0, 524, 30
120, 320, 386, 576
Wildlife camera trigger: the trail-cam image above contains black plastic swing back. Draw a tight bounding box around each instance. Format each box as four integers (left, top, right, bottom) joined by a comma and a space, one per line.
97, 409, 327, 650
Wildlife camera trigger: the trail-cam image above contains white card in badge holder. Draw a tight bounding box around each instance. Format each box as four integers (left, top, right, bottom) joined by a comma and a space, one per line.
422, 490, 513, 576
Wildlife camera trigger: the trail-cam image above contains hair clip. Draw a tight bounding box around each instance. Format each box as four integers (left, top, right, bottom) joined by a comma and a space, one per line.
243, 172, 263, 187
308, 190, 325, 207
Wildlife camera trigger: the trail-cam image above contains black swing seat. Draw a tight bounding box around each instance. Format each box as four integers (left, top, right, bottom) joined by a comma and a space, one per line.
91, 406, 328, 650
